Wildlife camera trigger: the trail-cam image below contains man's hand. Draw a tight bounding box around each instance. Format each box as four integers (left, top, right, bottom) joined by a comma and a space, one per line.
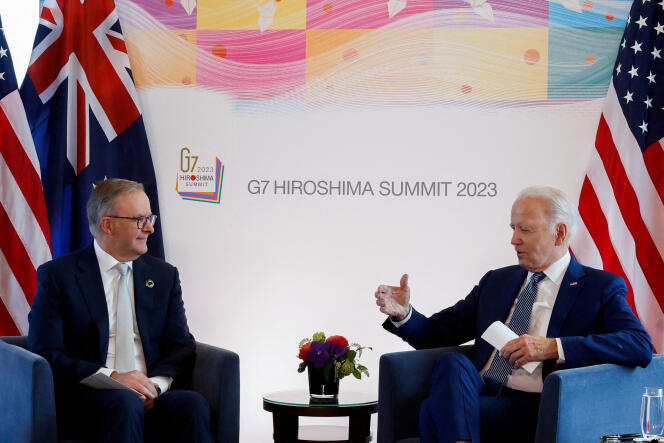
143, 397, 155, 411
375, 274, 410, 322
141, 384, 161, 411
500, 335, 558, 368
110, 370, 159, 403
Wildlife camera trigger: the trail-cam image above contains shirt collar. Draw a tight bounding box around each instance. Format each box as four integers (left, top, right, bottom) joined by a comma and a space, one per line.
93, 239, 133, 273
527, 250, 570, 287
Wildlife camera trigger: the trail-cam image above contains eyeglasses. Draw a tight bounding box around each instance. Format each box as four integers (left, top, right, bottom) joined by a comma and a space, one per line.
106, 214, 158, 229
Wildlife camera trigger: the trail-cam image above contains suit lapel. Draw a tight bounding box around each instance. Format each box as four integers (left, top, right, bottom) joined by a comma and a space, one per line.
132, 256, 154, 361
546, 255, 585, 338
476, 267, 527, 369
498, 267, 528, 322
75, 245, 109, 362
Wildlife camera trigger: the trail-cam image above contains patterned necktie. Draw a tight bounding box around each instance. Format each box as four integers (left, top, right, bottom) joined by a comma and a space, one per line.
115, 263, 135, 373
483, 271, 546, 387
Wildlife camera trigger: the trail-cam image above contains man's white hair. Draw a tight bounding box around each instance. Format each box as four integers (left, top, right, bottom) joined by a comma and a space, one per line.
516, 186, 579, 243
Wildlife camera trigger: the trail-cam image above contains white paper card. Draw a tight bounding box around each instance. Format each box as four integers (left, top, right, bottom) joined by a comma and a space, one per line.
80, 373, 144, 397
480, 321, 540, 374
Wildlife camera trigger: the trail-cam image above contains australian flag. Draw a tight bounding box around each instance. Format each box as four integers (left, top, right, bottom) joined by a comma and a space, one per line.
20, 0, 164, 259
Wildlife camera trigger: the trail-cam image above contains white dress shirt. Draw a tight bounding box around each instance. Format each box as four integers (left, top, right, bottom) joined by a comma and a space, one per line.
93, 240, 172, 394
393, 251, 571, 393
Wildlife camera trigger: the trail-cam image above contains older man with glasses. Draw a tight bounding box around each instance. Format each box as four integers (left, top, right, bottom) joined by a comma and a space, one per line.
28, 178, 213, 443
375, 185, 653, 443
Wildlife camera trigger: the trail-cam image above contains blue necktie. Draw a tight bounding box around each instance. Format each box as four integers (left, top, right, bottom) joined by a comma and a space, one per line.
483, 271, 546, 387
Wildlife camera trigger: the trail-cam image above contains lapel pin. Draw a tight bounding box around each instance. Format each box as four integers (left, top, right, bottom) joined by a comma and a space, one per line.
570, 282, 578, 286
145, 279, 154, 288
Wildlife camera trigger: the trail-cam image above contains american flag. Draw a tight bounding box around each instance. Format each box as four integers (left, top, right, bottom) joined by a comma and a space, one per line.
20, 0, 164, 260
0, 16, 52, 335
572, 0, 664, 351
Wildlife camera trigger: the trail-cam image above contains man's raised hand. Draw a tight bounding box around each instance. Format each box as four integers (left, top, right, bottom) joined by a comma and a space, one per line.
375, 274, 410, 321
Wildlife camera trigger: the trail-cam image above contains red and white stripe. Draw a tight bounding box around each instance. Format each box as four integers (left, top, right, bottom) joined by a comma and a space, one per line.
0, 89, 52, 336
572, 80, 664, 352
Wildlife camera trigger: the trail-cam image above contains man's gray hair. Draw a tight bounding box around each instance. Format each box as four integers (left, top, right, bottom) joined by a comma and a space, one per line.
87, 178, 144, 236
517, 186, 579, 243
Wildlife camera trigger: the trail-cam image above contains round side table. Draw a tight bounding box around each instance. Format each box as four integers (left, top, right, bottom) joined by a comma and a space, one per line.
263, 390, 378, 443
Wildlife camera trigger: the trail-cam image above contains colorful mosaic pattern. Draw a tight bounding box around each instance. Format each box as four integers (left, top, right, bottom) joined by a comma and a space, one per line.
121, 0, 631, 110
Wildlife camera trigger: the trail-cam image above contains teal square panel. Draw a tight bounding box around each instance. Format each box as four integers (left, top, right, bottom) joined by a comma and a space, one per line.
548, 27, 623, 100
549, 0, 630, 28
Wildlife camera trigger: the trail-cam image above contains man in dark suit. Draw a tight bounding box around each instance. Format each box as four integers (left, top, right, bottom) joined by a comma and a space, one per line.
28, 178, 213, 443
375, 186, 653, 443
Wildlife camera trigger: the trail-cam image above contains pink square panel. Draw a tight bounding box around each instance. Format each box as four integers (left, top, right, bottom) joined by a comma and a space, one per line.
197, 30, 306, 99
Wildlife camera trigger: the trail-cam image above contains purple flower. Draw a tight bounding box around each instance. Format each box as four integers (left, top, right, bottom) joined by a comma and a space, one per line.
306, 341, 330, 368
330, 343, 347, 360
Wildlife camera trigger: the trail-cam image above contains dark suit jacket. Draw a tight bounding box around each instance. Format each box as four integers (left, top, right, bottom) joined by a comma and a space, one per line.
383, 255, 653, 378
27, 244, 195, 390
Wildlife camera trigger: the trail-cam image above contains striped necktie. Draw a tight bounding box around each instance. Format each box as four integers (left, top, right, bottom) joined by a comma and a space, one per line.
483, 271, 546, 387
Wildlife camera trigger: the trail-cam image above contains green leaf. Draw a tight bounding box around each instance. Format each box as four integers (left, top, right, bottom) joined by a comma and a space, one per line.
353, 369, 361, 379
356, 365, 367, 371
346, 349, 357, 361
323, 360, 334, 381
355, 346, 373, 359
297, 362, 307, 373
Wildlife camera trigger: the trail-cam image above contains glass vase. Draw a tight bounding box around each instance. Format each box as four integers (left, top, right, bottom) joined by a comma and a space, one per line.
308, 366, 339, 402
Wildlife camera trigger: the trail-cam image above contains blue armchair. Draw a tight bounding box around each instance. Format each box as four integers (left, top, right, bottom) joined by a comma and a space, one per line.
378, 345, 664, 443
0, 336, 240, 443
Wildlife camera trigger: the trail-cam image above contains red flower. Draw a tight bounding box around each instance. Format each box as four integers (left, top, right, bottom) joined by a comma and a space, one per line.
326, 335, 349, 348
298, 342, 312, 360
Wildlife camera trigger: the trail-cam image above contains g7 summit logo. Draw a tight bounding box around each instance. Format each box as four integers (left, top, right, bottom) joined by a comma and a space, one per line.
175, 147, 224, 204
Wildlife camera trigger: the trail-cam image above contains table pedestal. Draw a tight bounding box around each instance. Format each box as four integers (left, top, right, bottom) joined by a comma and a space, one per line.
263, 390, 377, 443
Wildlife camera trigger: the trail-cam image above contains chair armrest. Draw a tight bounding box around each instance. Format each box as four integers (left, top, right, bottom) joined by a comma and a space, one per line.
535, 355, 664, 443
191, 341, 240, 443
378, 345, 473, 443
0, 337, 57, 443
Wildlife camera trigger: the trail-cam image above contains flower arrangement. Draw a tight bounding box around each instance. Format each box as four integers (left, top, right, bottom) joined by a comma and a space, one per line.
297, 331, 371, 382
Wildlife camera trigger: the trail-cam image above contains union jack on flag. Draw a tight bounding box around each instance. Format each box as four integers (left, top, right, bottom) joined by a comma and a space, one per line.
20, 0, 164, 259
573, 0, 664, 350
